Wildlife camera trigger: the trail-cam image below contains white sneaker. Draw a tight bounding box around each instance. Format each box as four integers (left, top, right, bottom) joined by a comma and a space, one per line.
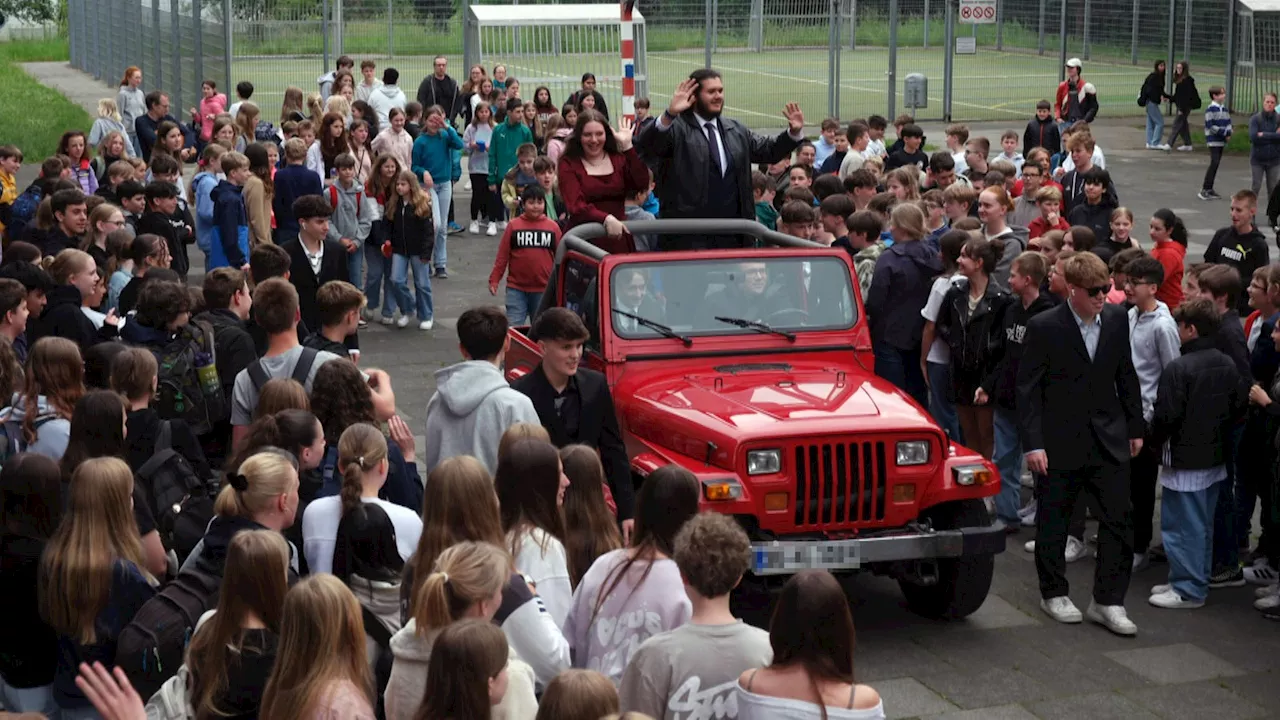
487, 222, 498, 237
1065, 535, 1087, 563
1149, 589, 1204, 609
1245, 559, 1278, 585
419, 319, 434, 331
1177, 145, 1194, 152
468, 221, 479, 234
464, 178, 472, 191
1041, 596, 1083, 623
1151, 583, 1171, 595
1133, 553, 1150, 572
1255, 585, 1280, 609
1019, 498, 1037, 527
1254, 582, 1279, 599
498, 220, 507, 230
1157, 143, 1171, 151
1146, 143, 1156, 150
380, 315, 395, 326
396, 315, 410, 328
1024, 539, 1035, 553
1086, 601, 1138, 635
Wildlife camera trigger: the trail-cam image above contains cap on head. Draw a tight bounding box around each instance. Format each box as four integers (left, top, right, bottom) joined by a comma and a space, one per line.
1066, 58, 1083, 69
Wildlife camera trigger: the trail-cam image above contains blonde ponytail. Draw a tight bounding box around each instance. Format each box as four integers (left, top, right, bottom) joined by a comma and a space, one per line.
411, 541, 508, 635
336, 423, 388, 516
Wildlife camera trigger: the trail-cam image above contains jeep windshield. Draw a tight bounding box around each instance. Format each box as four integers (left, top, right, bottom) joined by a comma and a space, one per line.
609, 256, 857, 339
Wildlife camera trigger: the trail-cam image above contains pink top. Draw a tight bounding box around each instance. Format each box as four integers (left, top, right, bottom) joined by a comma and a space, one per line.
196, 93, 228, 141
309, 679, 375, 720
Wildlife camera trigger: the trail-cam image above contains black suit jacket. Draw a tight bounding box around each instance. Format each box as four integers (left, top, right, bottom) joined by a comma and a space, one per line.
282, 238, 350, 336
512, 366, 635, 520
1016, 302, 1144, 470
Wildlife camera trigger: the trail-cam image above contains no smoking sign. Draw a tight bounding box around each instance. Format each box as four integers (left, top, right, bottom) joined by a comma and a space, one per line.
959, 0, 997, 23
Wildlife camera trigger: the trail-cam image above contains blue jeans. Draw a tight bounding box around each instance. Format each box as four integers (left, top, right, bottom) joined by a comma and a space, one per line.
874, 345, 928, 409
391, 253, 433, 321
1, 679, 57, 717
1145, 102, 1165, 146
505, 287, 542, 326
364, 243, 396, 316
1163, 481, 1221, 602
993, 407, 1024, 525
346, 244, 363, 292
926, 361, 961, 443
429, 183, 452, 271
1213, 423, 1243, 572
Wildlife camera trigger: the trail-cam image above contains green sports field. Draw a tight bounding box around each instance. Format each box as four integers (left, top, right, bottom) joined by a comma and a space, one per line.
232, 45, 1210, 128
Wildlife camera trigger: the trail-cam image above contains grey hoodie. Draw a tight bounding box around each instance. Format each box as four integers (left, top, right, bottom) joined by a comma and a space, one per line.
988, 224, 1031, 293
0, 396, 71, 460
325, 180, 373, 250
368, 84, 408, 130
424, 360, 539, 475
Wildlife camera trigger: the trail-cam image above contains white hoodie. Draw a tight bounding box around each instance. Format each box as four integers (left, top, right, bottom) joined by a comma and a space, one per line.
367, 84, 408, 131
424, 360, 539, 475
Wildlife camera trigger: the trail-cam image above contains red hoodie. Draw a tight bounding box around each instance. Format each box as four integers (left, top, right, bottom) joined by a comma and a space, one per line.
1151, 240, 1186, 308
489, 214, 560, 292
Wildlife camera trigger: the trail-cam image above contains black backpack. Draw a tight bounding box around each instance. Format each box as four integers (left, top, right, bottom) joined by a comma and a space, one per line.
115, 560, 222, 701
137, 421, 218, 563
150, 320, 226, 437
6, 184, 41, 240
246, 346, 319, 392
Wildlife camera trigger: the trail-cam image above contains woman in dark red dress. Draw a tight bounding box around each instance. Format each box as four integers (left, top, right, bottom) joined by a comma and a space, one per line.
557, 109, 651, 253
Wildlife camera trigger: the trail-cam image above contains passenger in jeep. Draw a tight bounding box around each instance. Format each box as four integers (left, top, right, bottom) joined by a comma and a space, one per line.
707, 261, 790, 322
612, 267, 663, 332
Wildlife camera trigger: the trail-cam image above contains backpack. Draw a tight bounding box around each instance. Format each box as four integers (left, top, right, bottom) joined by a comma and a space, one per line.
150, 320, 226, 436
137, 421, 218, 563
0, 413, 59, 469
246, 346, 319, 392
115, 561, 222, 701
7, 184, 41, 238
328, 185, 364, 218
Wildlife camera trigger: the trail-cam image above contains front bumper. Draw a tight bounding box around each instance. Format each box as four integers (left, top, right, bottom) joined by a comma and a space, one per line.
750, 520, 1007, 575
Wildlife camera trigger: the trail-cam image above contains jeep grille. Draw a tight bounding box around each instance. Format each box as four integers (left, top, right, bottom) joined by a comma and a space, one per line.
793, 441, 888, 527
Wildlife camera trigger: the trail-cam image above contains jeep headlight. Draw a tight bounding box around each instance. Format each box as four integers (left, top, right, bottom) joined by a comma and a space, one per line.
896, 441, 930, 466
953, 464, 995, 486
746, 449, 781, 475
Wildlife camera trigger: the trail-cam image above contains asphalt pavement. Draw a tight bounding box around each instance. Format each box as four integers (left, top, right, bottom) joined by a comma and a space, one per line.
23, 59, 1280, 719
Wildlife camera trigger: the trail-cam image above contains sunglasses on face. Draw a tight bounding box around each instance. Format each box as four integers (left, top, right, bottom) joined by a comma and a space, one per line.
1081, 284, 1112, 297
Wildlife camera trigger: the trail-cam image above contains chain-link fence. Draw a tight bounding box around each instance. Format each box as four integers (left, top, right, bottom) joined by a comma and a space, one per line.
66, 0, 1272, 128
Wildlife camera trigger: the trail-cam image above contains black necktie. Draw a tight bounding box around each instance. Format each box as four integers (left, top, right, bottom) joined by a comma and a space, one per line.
705, 121, 723, 177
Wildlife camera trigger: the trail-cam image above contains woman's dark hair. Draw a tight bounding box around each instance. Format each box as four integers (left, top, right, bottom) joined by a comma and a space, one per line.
352, 100, 379, 136
591, 464, 699, 621
310, 359, 374, 444
564, 109, 619, 160
961, 236, 1002, 276
1153, 208, 1188, 246
1174, 60, 1191, 82
0, 336, 20, 408
226, 409, 321, 479
495, 438, 567, 557
1152, 59, 1166, 74
560, 445, 622, 587
937, 229, 968, 275
1, 452, 63, 538
333, 501, 404, 585
245, 143, 274, 198
83, 342, 128, 391
59, 390, 128, 481
533, 86, 555, 111
0, 241, 41, 267
768, 570, 856, 720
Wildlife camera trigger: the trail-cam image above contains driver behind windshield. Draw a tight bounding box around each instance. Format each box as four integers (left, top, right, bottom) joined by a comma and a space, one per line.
707, 261, 790, 323
613, 267, 663, 333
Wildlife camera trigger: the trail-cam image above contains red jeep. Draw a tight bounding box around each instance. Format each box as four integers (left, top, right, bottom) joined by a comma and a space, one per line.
505, 220, 1006, 619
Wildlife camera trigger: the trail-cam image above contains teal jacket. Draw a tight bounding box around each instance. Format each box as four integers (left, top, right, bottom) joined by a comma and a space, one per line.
411, 127, 464, 187
487, 120, 534, 187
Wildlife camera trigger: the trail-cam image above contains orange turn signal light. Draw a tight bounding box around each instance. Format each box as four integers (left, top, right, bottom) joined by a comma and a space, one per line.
764, 492, 789, 511
702, 479, 743, 501
892, 484, 916, 503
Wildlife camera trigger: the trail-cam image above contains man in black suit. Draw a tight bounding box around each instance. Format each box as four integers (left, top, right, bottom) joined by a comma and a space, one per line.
1017, 251, 1145, 635
513, 307, 636, 541
636, 68, 805, 251
282, 195, 356, 356
612, 267, 664, 334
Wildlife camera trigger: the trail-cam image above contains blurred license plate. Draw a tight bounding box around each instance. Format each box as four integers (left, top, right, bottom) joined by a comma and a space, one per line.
752, 541, 861, 574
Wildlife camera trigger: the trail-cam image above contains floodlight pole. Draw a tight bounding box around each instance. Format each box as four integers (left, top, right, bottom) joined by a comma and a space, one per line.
621, 0, 637, 123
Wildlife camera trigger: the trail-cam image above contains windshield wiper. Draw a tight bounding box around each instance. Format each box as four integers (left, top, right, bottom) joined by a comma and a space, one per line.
612, 309, 693, 347
714, 316, 797, 342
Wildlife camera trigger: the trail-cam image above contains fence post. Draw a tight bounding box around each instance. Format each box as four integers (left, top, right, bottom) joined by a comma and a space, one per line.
749, 0, 763, 52
335, 0, 344, 57
1226, 0, 1237, 110
712, 0, 720, 54
388, 0, 395, 57
172, 0, 183, 113
996, 0, 1003, 50
1057, 0, 1066, 82
1082, 0, 1090, 60
828, 0, 840, 118
194, 0, 204, 107
1166, 0, 1175, 113
1131, 0, 1139, 63
154, 0, 163, 90
1037, 0, 1046, 55
849, 0, 858, 50
90, 0, 100, 79
322, 0, 331, 73
924, 0, 930, 49
223, 0, 234, 104
888, 0, 898, 120
944, 0, 954, 120
704, 0, 713, 67
1182, 0, 1191, 59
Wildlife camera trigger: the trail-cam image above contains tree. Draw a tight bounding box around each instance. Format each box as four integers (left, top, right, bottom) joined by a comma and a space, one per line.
0, 0, 58, 24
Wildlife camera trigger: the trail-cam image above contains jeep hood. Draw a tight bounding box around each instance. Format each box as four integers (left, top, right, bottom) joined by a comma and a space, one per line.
621, 360, 939, 465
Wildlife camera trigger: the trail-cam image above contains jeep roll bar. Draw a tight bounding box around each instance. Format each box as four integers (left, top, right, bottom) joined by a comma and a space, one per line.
533, 220, 824, 323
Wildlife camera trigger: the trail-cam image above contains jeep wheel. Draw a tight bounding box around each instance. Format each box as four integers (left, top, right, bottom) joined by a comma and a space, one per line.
898, 499, 995, 620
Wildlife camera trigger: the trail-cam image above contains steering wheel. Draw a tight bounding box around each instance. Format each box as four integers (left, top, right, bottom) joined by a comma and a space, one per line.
765, 307, 809, 324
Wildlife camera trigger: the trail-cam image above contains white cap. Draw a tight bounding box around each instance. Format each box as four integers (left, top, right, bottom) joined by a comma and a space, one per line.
1066, 58, 1083, 69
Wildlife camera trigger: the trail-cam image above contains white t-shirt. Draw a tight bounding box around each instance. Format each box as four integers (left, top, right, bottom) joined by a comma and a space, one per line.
921, 275, 962, 364
302, 495, 423, 575
509, 527, 573, 629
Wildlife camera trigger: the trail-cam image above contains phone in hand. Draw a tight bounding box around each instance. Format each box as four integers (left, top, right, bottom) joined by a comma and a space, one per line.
476, 140, 486, 151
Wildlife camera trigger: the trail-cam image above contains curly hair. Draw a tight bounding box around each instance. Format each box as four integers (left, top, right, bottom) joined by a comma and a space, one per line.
310, 359, 374, 445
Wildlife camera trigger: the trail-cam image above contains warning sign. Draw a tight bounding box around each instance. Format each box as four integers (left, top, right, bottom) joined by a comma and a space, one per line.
958, 0, 997, 23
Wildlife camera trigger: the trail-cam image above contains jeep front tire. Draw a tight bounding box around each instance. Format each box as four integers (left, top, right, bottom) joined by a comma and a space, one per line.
898, 499, 996, 620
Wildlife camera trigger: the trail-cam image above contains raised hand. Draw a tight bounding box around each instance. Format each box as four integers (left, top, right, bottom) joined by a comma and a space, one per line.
783, 102, 804, 133
389, 415, 416, 464
614, 116, 634, 151
76, 662, 146, 720
667, 78, 697, 117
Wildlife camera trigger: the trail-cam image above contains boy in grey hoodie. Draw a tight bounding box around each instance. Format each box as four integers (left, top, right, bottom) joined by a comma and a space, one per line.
326, 153, 373, 292
424, 306, 539, 474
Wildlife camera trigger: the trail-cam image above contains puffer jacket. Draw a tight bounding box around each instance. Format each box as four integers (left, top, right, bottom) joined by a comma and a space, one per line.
1149, 336, 1249, 469
865, 239, 941, 351
935, 277, 1013, 406
387, 198, 434, 258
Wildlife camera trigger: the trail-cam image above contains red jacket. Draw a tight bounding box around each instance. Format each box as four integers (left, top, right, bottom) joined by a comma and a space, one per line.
489, 215, 560, 292
1027, 215, 1070, 239
1055, 76, 1084, 120
1151, 240, 1186, 308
